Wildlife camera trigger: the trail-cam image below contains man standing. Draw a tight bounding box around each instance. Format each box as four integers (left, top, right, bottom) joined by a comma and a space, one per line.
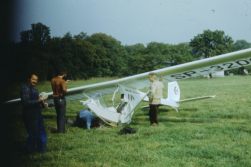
148, 72, 164, 126
20, 73, 47, 153
51, 71, 67, 133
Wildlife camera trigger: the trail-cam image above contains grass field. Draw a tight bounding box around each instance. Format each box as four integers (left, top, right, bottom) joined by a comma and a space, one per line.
6, 76, 251, 167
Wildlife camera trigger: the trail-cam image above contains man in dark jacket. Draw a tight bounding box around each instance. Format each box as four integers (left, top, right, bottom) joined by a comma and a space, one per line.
20, 73, 47, 153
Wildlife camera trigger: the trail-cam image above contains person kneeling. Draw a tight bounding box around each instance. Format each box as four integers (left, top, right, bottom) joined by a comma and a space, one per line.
74, 109, 101, 129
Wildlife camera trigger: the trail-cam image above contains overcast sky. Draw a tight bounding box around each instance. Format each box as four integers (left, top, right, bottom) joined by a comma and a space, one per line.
13, 0, 251, 45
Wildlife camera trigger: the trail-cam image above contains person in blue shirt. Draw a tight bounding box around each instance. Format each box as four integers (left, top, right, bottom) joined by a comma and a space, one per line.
72, 108, 102, 129
79, 109, 94, 129
20, 73, 47, 153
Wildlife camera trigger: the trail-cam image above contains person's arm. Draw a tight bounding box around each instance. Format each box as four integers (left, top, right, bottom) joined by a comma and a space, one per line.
148, 84, 154, 103
51, 79, 55, 95
39, 93, 48, 108
151, 82, 157, 98
61, 80, 67, 94
40, 100, 48, 108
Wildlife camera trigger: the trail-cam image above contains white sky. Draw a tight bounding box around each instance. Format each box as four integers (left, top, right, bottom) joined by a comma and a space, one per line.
13, 0, 251, 45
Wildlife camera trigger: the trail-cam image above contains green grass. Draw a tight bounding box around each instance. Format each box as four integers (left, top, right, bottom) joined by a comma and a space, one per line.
9, 76, 251, 167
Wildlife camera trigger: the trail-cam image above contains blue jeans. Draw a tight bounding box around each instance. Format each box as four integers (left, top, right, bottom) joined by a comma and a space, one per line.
23, 110, 47, 153
79, 110, 94, 129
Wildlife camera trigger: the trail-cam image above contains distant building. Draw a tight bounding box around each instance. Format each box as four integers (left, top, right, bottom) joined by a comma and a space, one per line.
212, 70, 225, 77
204, 71, 225, 78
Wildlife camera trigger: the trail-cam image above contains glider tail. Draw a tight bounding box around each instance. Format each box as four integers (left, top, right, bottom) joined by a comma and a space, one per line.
159, 81, 180, 112
167, 81, 180, 102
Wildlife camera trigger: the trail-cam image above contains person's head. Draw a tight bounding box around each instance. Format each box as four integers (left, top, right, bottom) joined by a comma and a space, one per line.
148, 72, 157, 82
56, 70, 67, 79
28, 74, 39, 86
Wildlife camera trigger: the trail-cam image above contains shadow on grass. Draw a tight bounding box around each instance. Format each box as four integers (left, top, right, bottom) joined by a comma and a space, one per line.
140, 107, 172, 113
158, 117, 215, 123
43, 113, 76, 120
179, 107, 199, 112
43, 114, 57, 119
141, 107, 199, 113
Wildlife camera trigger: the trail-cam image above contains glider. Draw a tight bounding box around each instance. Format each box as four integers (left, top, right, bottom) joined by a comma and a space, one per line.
6, 48, 251, 125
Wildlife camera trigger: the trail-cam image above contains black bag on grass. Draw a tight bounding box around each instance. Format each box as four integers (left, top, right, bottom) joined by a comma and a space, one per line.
119, 127, 137, 135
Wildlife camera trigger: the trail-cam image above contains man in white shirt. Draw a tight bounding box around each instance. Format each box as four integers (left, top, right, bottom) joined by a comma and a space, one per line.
148, 72, 164, 126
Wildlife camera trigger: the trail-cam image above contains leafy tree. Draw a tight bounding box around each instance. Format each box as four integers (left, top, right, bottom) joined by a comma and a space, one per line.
125, 42, 193, 75
17, 22, 241, 82
86, 33, 127, 76
143, 42, 167, 70
189, 30, 233, 58
20, 22, 51, 48
124, 42, 166, 74
163, 43, 193, 66
74, 32, 88, 41
17, 23, 52, 80
233, 40, 251, 51
125, 43, 146, 75
125, 43, 145, 55
145, 42, 167, 55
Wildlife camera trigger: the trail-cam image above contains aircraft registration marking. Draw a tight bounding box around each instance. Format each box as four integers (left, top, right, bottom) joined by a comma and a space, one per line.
168, 57, 251, 80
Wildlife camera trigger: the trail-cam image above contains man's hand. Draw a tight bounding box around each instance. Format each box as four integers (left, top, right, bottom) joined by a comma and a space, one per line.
39, 97, 49, 108
39, 96, 44, 102
43, 102, 49, 108
39, 92, 48, 101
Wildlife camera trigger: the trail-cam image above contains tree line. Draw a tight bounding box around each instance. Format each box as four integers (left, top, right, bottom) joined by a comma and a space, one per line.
7, 23, 251, 82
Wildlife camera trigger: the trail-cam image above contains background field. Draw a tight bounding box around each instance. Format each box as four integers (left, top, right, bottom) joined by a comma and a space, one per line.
6, 76, 251, 167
